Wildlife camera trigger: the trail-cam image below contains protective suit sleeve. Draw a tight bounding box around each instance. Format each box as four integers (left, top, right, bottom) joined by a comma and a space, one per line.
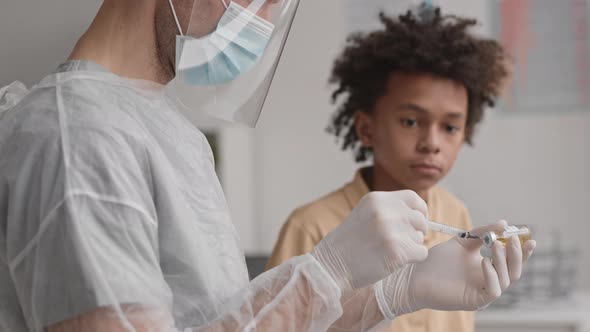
38, 254, 347, 332
192, 254, 344, 332
10, 195, 171, 331
45, 254, 392, 332
324, 287, 391, 332
3, 125, 171, 331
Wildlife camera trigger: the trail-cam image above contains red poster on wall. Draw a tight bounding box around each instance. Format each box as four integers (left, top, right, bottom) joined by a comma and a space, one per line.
498, 0, 590, 112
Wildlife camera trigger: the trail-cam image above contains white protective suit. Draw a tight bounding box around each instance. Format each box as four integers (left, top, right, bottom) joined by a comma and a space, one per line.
0, 61, 390, 332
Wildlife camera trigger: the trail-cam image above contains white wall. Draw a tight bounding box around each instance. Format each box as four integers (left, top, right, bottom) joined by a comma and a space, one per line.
0, 0, 102, 87
253, 0, 357, 252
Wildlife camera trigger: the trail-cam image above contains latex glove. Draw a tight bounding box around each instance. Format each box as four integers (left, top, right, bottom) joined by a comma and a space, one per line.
374, 220, 536, 319
312, 190, 429, 291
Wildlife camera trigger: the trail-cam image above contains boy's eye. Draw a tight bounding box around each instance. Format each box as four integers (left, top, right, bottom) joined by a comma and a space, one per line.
401, 119, 418, 127
445, 125, 460, 134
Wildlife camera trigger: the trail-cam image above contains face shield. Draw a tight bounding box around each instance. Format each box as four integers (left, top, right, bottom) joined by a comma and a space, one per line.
168, 0, 300, 127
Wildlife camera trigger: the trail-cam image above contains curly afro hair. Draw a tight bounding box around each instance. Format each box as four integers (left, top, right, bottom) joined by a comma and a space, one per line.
327, 6, 510, 162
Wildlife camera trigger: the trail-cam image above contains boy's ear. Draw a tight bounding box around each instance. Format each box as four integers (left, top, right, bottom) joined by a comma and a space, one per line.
354, 111, 373, 148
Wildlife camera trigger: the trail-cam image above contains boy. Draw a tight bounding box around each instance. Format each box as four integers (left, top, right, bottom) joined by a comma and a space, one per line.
267, 6, 509, 332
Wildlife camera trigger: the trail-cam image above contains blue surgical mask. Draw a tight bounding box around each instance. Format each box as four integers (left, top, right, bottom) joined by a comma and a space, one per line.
173, 1, 275, 86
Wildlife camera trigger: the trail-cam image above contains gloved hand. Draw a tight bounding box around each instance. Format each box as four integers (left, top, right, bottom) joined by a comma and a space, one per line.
312, 190, 429, 291
374, 220, 536, 319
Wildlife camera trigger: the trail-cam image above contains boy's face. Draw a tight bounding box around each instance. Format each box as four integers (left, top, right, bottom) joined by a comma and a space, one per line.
355, 73, 468, 193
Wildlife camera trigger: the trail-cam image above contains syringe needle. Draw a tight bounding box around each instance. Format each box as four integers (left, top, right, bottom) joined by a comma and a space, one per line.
428, 220, 479, 239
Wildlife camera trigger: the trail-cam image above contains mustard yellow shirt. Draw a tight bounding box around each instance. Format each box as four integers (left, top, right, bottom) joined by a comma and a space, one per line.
267, 169, 474, 332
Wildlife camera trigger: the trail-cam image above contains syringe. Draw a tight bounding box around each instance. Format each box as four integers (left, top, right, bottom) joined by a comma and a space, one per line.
428, 220, 479, 239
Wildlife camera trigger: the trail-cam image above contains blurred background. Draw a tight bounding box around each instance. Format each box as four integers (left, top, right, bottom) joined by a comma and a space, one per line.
1, 1, 589, 331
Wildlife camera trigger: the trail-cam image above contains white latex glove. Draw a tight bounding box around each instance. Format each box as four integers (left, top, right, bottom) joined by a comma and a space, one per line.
312, 190, 429, 291
374, 220, 536, 319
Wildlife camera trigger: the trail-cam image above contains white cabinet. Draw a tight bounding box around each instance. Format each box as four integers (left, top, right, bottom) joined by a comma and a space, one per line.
476, 293, 590, 332
477, 327, 576, 332
477, 323, 580, 332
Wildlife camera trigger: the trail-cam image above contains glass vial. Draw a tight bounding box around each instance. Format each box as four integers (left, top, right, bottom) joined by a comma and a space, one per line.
482, 225, 531, 248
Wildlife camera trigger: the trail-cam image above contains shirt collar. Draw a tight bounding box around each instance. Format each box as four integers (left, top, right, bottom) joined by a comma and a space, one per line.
343, 166, 436, 212
55, 60, 110, 74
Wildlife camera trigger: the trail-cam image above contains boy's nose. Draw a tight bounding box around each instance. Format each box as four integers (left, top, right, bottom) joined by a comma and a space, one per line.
417, 129, 441, 154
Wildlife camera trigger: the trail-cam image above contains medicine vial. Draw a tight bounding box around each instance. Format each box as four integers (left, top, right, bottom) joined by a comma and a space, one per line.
482, 225, 531, 248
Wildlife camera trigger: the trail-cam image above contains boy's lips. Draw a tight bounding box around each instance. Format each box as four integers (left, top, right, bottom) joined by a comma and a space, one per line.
410, 163, 442, 175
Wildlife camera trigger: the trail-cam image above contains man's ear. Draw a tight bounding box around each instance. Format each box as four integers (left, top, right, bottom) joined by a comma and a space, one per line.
354, 111, 374, 148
